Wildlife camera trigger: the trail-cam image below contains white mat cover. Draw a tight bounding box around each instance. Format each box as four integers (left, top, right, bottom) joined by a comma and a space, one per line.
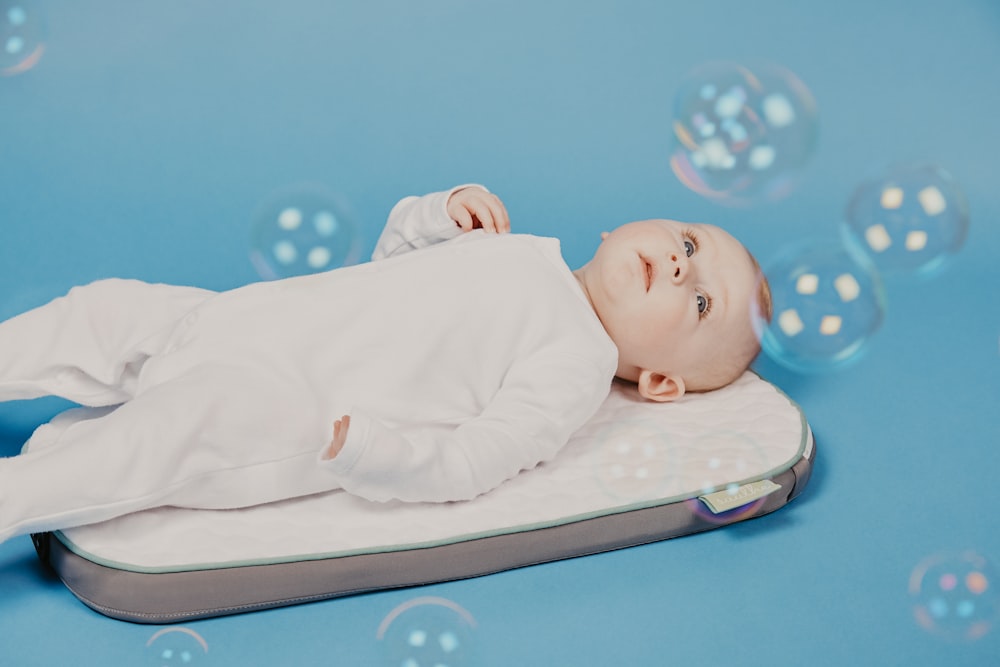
54, 371, 810, 573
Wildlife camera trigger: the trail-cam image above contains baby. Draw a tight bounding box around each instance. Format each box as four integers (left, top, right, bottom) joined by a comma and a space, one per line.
0, 185, 770, 545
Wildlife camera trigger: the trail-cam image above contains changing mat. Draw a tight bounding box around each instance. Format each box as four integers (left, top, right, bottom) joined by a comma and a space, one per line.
32, 371, 815, 623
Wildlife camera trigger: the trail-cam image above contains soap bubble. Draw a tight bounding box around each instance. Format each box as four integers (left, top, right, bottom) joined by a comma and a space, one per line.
590, 419, 678, 503
910, 551, 998, 641
670, 60, 818, 206
1, 0, 46, 76
250, 185, 362, 279
676, 431, 772, 525
377, 596, 477, 667
843, 163, 969, 277
144, 627, 209, 665
756, 239, 886, 373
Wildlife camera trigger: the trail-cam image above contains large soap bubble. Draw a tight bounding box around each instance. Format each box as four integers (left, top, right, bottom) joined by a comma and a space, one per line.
843, 163, 969, 277
250, 185, 362, 280
1, 1, 46, 76
756, 240, 886, 373
670, 60, 818, 206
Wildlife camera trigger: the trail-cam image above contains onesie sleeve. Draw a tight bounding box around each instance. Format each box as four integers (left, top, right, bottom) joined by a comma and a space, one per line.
317, 352, 614, 503
371, 184, 489, 261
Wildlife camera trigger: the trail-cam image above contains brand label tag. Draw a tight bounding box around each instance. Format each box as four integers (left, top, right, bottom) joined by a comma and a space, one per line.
698, 479, 782, 514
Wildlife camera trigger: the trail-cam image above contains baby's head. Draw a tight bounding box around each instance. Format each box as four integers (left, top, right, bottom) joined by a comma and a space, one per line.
574, 218, 772, 401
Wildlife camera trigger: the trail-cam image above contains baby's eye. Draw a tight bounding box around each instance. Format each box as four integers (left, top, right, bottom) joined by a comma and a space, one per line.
697, 294, 707, 313
684, 240, 695, 257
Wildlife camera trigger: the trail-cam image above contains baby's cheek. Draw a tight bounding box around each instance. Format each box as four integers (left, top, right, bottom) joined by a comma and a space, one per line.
629, 315, 676, 355
647, 299, 687, 335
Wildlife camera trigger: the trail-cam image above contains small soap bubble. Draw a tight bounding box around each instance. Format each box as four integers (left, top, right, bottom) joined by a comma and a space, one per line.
677, 431, 771, 525
144, 628, 208, 666
377, 597, 477, 667
250, 185, 362, 280
756, 239, 886, 373
590, 419, 678, 502
670, 60, 818, 206
0, 0, 45, 76
843, 164, 969, 277
910, 551, 998, 641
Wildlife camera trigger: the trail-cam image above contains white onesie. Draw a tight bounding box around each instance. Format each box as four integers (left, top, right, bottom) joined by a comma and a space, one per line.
0, 185, 618, 543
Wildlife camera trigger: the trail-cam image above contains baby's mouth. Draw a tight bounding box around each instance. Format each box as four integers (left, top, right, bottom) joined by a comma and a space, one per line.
640, 255, 655, 292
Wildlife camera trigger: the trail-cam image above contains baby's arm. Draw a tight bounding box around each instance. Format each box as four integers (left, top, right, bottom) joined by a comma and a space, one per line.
371, 185, 509, 261
317, 353, 612, 503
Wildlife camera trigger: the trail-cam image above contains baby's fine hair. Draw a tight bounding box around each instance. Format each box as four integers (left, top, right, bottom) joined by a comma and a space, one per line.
747, 251, 773, 324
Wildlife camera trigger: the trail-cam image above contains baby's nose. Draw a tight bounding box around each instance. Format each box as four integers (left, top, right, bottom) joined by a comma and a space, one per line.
668, 252, 689, 283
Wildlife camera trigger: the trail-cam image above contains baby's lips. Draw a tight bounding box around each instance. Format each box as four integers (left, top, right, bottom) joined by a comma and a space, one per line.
639, 255, 656, 292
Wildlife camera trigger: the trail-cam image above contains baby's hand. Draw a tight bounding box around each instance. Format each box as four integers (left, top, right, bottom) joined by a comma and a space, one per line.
447, 188, 510, 233
324, 415, 350, 460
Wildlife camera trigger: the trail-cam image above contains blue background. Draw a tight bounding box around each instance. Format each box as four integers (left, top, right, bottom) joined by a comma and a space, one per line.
2, 1, 998, 665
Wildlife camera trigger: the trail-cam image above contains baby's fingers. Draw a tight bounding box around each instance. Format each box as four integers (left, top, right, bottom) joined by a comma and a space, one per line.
485, 196, 510, 233
333, 415, 351, 438
325, 415, 351, 460
469, 194, 510, 233
472, 204, 497, 232
450, 206, 475, 231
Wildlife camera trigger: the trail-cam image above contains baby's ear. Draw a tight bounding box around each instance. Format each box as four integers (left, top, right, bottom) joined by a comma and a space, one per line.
637, 370, 685, 402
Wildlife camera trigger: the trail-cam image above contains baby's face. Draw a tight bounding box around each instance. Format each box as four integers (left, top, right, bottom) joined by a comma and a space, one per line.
580, 218, 759, 392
